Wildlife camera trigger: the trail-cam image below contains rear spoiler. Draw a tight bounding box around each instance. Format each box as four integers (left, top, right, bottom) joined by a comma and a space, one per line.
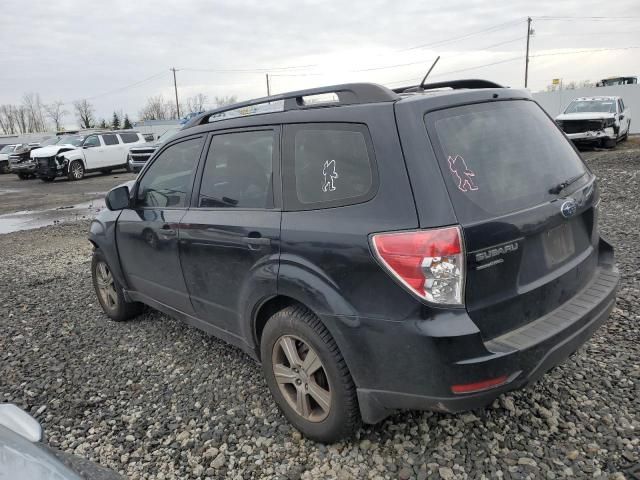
393, 79, 504, 94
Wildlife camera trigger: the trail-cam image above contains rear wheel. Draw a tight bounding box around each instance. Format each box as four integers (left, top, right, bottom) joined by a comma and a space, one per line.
68, 160, 84, 180
92, 249, 143, 321
260, 305, 360, 443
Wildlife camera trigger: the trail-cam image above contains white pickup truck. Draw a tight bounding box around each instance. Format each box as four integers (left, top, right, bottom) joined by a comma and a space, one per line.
34, 131, 146, 181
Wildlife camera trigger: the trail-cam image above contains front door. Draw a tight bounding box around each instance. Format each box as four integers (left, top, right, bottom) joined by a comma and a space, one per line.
81, 135, 103, 170
179, 128, 281, 335
116, 135, 205, 313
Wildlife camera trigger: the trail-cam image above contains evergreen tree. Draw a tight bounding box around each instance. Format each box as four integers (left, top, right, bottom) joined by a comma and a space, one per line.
98, 118, 108, 129
112, 111, 120, 130
123, 114, 132, 129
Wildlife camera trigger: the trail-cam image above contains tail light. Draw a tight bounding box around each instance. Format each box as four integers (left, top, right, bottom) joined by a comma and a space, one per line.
370, 226, 465, 306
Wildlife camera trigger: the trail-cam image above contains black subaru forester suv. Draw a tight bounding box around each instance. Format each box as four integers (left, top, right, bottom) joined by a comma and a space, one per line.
89, 80, 619, 442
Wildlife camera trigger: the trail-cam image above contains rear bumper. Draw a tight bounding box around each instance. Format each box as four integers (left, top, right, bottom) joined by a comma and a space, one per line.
325, 246, 619, 424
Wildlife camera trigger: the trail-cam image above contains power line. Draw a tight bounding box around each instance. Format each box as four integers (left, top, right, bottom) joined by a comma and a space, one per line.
531, 46, 640, 57
63, 71, 168, 105
533, 16, 640, 21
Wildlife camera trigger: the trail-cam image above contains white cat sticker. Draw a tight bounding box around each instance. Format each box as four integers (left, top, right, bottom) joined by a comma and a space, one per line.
322, 159, 339, 192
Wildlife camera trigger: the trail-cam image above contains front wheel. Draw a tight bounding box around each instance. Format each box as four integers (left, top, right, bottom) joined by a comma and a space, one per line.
92, 249, 143, 322
68, 160, 85, 180
261, 305, 360, 443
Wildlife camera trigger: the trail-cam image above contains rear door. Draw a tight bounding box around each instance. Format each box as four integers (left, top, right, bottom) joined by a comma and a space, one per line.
423, 99, 599, 339
99, 133, 122, 168
179, 127, 281, 336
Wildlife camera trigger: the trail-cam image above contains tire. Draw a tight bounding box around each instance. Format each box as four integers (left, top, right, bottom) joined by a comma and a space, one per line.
0, 163, 9, 174
40, 176, 56, 182
17, 173, 28, 180
91, 249, 143, 322
68, 160, 85, 180
260, 305, 360, 443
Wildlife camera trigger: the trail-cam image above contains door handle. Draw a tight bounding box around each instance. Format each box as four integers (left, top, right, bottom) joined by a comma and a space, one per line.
243, 234, 271, 247
161, 224, 176, 236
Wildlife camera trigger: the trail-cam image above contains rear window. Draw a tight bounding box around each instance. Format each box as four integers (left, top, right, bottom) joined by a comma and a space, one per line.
119, 132, 140, 143
426, 100, 587, 222
282, 123, 376, 210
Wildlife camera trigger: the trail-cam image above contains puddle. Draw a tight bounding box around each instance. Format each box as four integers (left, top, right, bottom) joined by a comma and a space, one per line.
0, 198, 106, 234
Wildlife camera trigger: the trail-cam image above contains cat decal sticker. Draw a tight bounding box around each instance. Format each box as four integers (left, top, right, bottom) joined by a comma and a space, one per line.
447, 155, 478, 192
322, 159, 339, 192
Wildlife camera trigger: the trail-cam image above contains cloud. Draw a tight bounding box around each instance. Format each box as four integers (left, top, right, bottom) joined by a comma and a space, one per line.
1, 0, 639, 125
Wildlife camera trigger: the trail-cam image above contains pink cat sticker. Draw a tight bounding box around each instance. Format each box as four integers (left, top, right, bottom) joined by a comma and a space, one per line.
447, 155, 478, 192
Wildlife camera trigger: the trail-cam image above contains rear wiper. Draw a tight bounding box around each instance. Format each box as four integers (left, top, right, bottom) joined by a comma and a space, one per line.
548, 173, 586, 195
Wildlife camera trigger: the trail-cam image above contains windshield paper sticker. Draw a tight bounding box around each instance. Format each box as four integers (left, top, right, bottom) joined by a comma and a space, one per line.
447, 155, 478, 192
322, 159, 339, 192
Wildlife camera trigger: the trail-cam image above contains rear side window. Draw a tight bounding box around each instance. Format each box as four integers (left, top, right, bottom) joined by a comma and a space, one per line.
101, 134, 119, 146
426, 100, 587, 222
198, 130, 275, 209
283, 123, 376, 210
119, 133, 140, 143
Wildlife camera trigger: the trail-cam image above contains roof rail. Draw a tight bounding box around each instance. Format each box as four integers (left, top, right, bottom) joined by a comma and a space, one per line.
393, 79, 503, 94
183, 83, 399, 128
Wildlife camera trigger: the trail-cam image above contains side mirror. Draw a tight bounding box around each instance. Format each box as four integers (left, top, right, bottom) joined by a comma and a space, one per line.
83, 144, 93, 149
619, 114, 624, 120
105, 185, 130, 211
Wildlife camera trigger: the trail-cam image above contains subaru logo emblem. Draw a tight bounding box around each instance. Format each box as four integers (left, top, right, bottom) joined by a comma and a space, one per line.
561, 199, 578, 218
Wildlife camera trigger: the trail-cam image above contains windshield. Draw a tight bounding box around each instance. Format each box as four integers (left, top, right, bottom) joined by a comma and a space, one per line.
426, 100, 588, 222
157, 128, 181, 144
564, 100, 616, 114
39, 137, 60, 147
58, 135, 84, 146
0, 145, 16, 153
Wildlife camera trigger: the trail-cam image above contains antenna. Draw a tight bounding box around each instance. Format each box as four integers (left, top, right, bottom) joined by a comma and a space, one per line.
420, 56, 441, 89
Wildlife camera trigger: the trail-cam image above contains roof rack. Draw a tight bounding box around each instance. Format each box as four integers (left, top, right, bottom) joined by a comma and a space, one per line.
393, 79, 503, 94
183, 83, 399, 128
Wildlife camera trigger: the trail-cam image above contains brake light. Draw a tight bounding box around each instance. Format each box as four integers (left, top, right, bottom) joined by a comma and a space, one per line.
371, 226, 465, 305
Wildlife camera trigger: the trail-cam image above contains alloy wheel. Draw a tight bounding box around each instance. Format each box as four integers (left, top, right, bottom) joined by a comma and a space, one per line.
95, 261, 118, 310
272, 335, 332, 422
72, 162, 84, 179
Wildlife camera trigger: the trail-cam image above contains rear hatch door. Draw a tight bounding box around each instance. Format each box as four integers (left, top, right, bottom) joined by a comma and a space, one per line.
423, 99, 599, 339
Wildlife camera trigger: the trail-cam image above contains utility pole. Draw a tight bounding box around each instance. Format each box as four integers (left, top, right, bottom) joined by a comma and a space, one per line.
170, 67, 181, 119
524, 17, 532, 89
265, 73, 271, 96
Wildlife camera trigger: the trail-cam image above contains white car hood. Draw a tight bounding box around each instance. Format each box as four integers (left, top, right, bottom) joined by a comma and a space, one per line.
31, 144, 78, 158
556, 112, 615, 121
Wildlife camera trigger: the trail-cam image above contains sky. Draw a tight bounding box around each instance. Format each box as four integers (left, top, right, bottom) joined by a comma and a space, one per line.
1, 0, 639, 128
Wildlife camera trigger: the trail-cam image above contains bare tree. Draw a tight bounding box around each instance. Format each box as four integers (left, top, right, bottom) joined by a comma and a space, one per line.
0, 105, 17, 134
186, 93, 208, 113
44, 101, 68, 131
74, 99, 95, 129
22, 93, 47, 132
138, 95, 179, 120
214, 95, 238, 108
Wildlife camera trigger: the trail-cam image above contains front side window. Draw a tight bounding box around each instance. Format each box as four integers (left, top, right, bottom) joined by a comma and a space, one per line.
136, 137, 203, 208
198, 130, 274, 209
101, 134, 119, 146
83, 136, 100, 148
283, 123, 375, 209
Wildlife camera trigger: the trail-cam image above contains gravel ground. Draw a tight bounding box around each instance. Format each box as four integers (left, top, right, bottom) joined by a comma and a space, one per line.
0, 145, 638, 480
